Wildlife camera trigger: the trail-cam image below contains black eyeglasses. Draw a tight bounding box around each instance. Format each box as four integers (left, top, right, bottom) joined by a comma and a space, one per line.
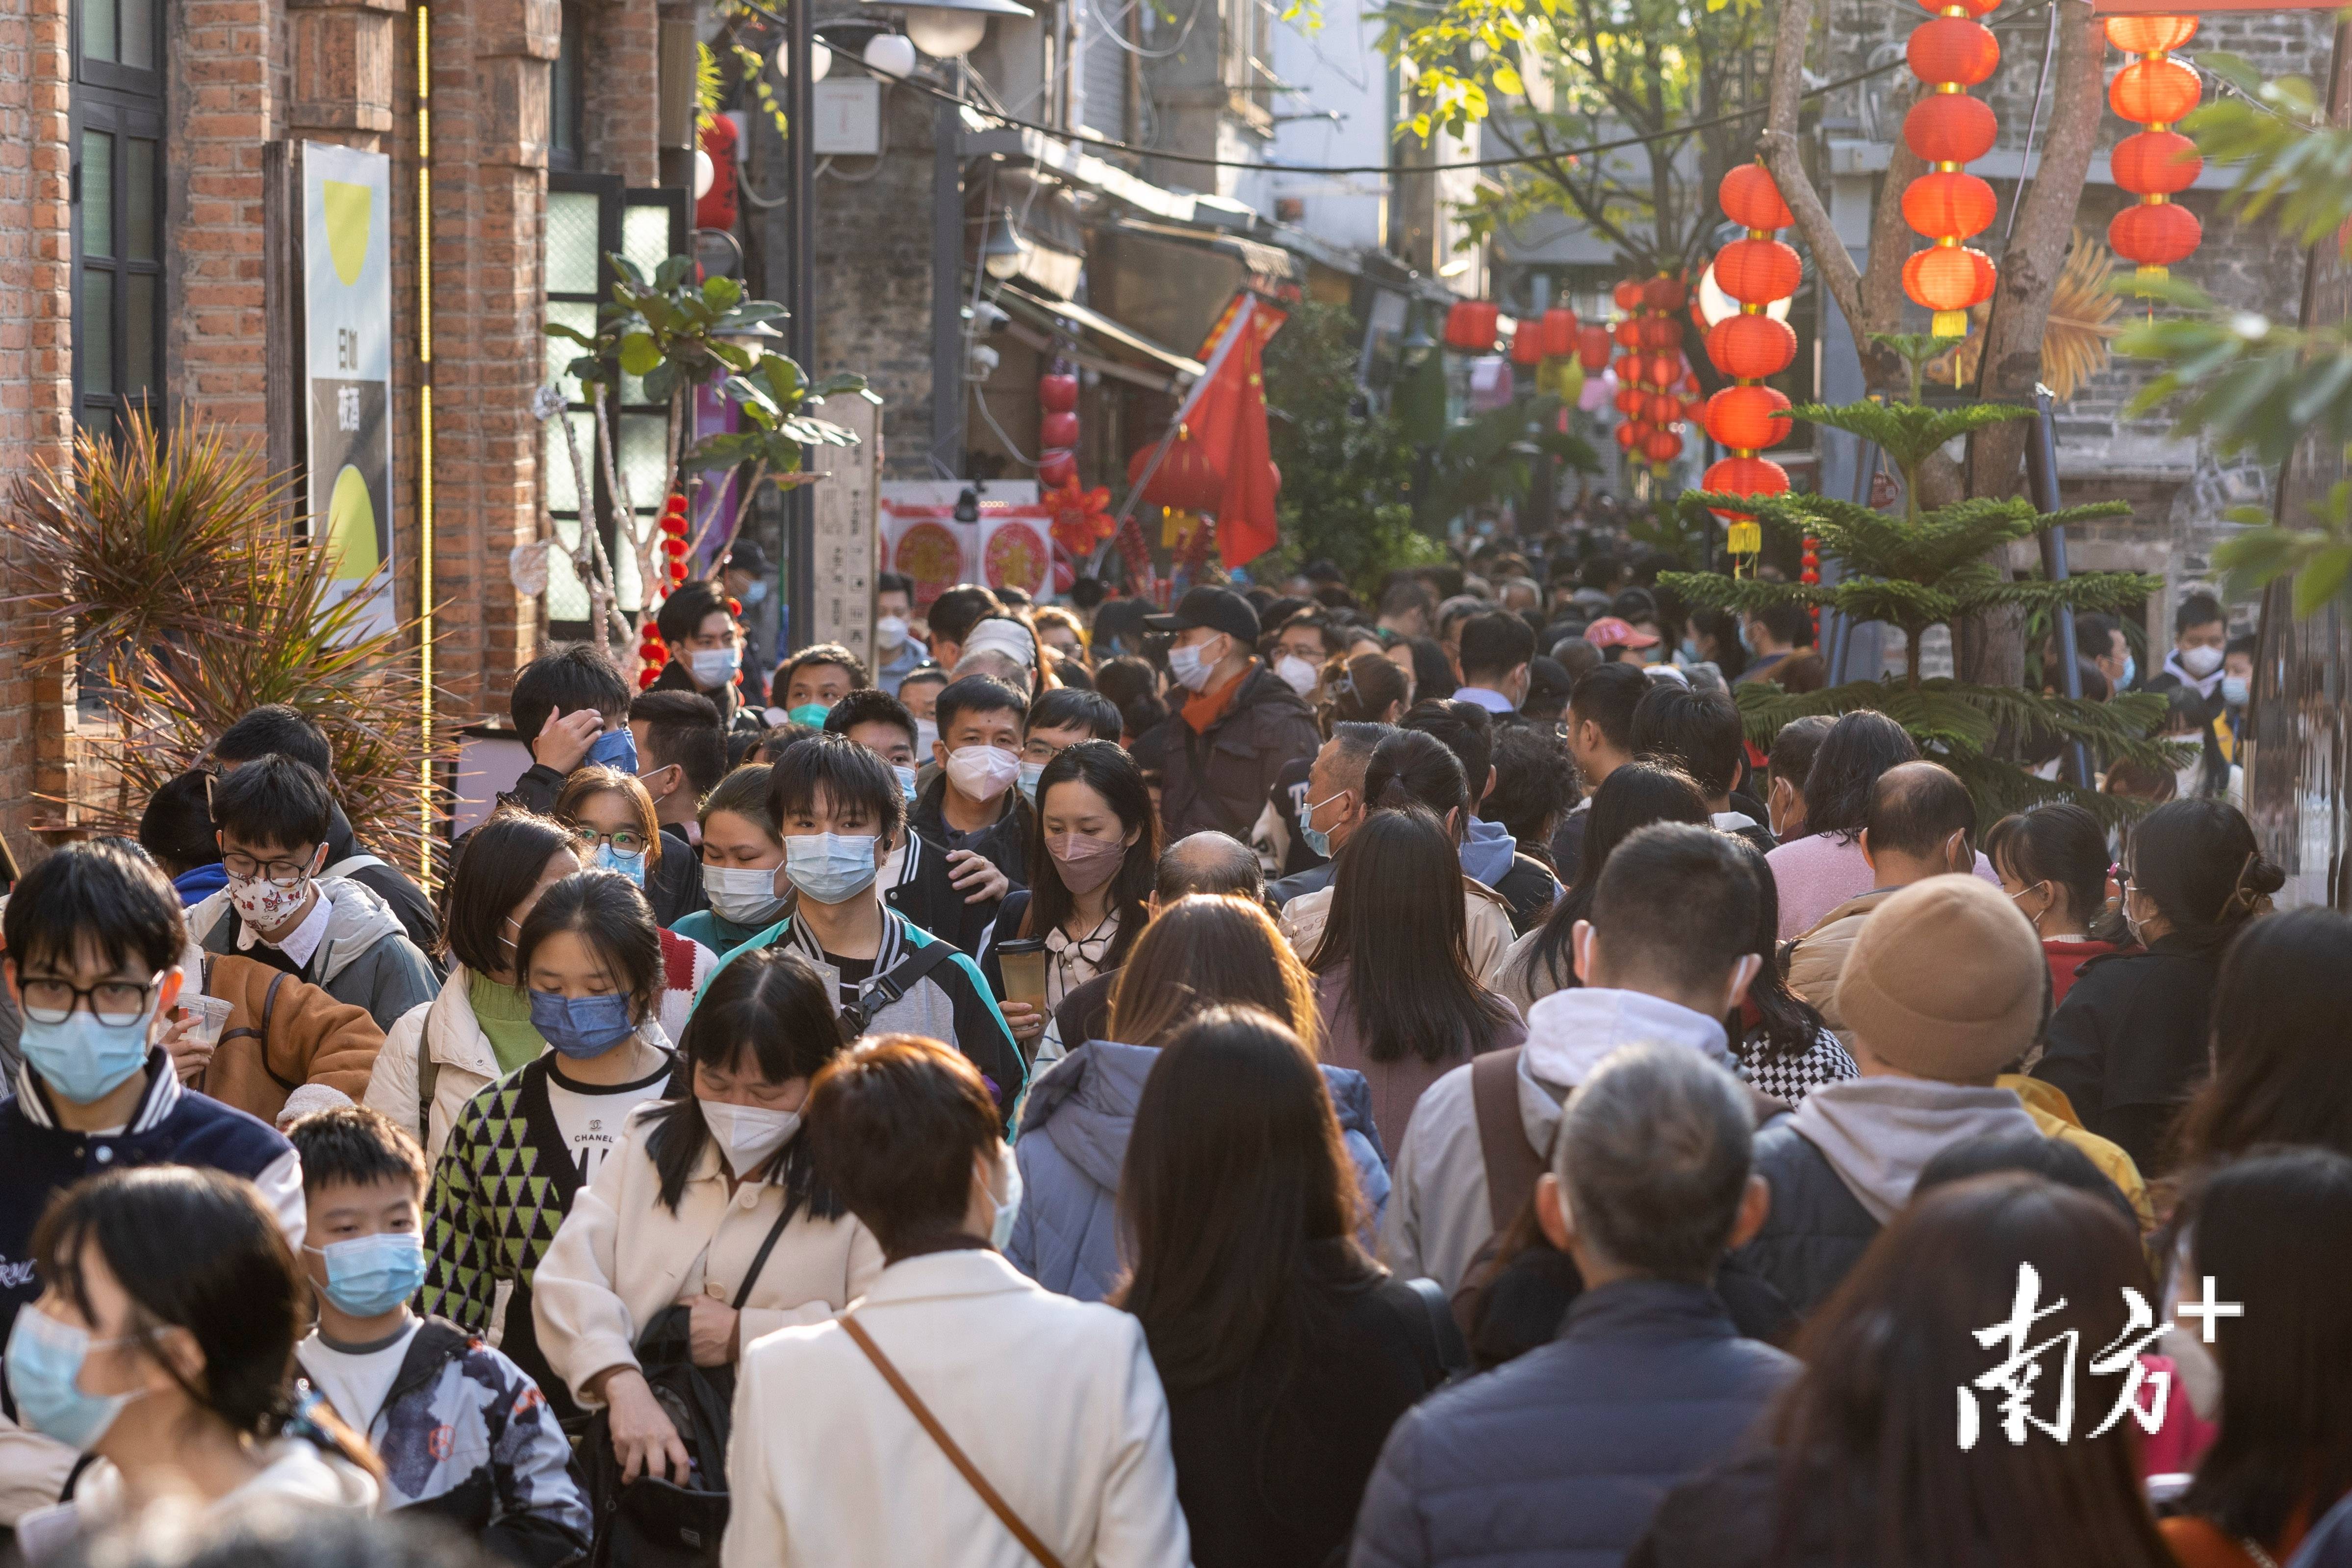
20, 973, 166, 1028
221, 850, 317, 886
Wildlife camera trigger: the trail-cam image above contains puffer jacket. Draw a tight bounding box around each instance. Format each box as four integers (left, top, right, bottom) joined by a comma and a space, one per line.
193, 952, 386, 1126
1131, 661, 1323, 840
1006, 1038, 1391, 1303
1349, 1279, 1799, 1568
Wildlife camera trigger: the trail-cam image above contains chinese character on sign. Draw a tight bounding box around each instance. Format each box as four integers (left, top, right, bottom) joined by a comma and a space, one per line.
338, 386, 361, 432
1958, 1263, 2178, 1449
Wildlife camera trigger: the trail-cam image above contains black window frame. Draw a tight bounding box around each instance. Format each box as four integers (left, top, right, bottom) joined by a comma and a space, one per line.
70, 0, 167, 436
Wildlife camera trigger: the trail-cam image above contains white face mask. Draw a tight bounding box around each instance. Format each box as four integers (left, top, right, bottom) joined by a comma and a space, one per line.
703, 863, 787, 926
689, 646, 742, 689
2180, 644, 2224, 679
1166, 635, 1225, 693
1274, 654, 1319, 696
699, 1099, 800, 1177
945, 744, 1022, 801
913, 718, 939, 756
876, 616, 909, 651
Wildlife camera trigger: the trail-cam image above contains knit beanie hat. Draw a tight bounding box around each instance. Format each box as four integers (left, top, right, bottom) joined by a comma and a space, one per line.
1835, 874, 2045, 1081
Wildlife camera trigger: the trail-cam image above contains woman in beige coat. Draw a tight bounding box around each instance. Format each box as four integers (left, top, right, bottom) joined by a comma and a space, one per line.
534, 948, 882, 1483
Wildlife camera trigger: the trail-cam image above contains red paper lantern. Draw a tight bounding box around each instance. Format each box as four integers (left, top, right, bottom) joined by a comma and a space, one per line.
1700, 456, 1791, 519
2111, 129, 2201, 195
1916, 0, 1998, 16
1643, 276, 1687, 311
1614, 420, 1642, 450
1707, 314, 1798, 380
1903, 93, 1998, 164
1612, 279, 1646, 310
1714, 239, 1802, 304
1511, 324, 1545, 365
1648, 391, 1682, 423
2110, 57, 2200, 126
2105, 13, 2196, 53
1040, 411, 1079, 448
1643, 429, 1684, 463
1038, 373, 1079, 412
1902, 245, 1996, 313
1902, 171, 1998, 242
1614, 352, 1643, 381
1684, 395, 1709, 424
1125, 432, 1226, 514
1719, 164, 1794, 231
1614, 386, 1643, 416
1613, 320, 1643, 349
1703, 385, 1794, 452
1908, 18, 1999, 85
1541, 307, 1578, 358
1038, 450, 1076, 488
2109, 202, 2203, 269
1578, 324, 1613, 372
1635, 317, 1673, 350
1443, 300, 1501, 351
1646, 352, 1682, 388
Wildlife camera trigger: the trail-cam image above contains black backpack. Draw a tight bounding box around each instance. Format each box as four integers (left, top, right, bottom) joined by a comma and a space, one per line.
579, 1193, 799, 1568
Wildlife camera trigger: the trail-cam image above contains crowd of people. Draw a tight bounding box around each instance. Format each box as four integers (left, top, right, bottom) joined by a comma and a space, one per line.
0, 538, 2346, 1568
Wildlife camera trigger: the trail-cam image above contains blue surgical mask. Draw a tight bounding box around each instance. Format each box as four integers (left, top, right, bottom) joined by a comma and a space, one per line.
787, 702, 832, 728
1017, 760, 1046, 805
307, 1232, 426, 1318
20, 1006, 155, 1107
2222, 675, 2249, 708
744, 580, 769, 605
594, 843, 646, 887
989, 1151, 1023, 1251
2120, 655, 2137, 691
1679, 638, 1702, 666
1299, 791, 1347, 861
784, 832, 880, 904
4, 1308, 139, 1452
588, 726, 638, 773
893, 765, 919, 805
528, 990, 638, 1058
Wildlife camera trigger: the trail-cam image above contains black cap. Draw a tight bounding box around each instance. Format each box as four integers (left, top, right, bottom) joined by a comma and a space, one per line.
723, 539, 772, 576
1145, 585, 1260, 643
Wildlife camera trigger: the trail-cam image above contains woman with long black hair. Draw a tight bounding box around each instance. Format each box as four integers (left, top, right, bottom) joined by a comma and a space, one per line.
1493, 762, 1711, 1016
1308, 806, 1524, 1152
1116, 1006, 1445, 1568
979, 740, 1157, 1067
2034, 798, 2283, 1176
2173, 906, 2352, 1171
1724, 836, 1854, 1107
534, 948, 880, 1486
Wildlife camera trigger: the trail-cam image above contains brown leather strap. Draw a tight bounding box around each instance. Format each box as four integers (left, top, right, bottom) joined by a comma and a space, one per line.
1471, 1045, 1543, 1233
839, 1315, 1066, 1568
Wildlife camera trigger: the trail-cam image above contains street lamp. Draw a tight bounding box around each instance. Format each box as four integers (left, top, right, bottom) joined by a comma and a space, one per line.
865, 0, 1033, 59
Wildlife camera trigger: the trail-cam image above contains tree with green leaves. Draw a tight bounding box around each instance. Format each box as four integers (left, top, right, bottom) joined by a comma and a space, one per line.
1661, 367, 2177, 821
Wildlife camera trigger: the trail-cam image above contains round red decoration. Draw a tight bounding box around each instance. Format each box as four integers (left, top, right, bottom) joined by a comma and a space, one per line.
1901, 245, 1996, 313
1902, 172, 1999, 241
1511, 324, 1545, 365
1915, 0, 1998, 17
2108, 202, 2202, 269
1614, 420, 1641, 450
2111, 130, 2201, 195
2110, 57, 2200, 126
1643, 429, 1683, 463
1037, 450, 1077, 488
1038, 372, 1079, 412
1699, 456, 1791, 520
1903, 94, 1998, 165
2104, 14, 2196, 53
1613, 320, 1643, 349
1541, 307, 1578, 358
1612, 280, 1646, 310
1040, 411, 1079, 448
1643, 276, 1687, 311
1719, 165, 1794, 231
1907, 18, 1999, 86
1703, 385, 1794, 452
1578, 325, 1613, 371
1714, 239, 1802, 304
1707, 314, 1798, 380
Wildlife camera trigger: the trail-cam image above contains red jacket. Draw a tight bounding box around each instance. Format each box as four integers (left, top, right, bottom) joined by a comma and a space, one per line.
2042, 937, 2121, 1010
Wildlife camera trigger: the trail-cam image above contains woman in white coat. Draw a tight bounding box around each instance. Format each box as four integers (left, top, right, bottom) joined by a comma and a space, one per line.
724, 1034, 1190, 1568
535, 948, 883, 1484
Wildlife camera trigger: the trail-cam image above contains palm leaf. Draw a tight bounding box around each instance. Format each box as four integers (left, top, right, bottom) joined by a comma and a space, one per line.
1942, 229, 2121, 400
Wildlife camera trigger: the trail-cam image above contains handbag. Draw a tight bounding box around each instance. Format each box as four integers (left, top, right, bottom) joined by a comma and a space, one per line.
840, 1314, 1067, 1568
582, 1191, 801, 1568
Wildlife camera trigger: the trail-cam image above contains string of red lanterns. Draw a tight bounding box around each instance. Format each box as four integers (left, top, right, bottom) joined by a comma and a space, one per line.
1900, 0, 2002, 340
1701, 162, 1800, 572
1610, 276, 1695, 476
2106, 15, 2203, 279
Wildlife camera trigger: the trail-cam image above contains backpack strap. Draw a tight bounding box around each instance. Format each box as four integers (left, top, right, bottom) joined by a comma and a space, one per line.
838, 938, 964, 1038
1472, 1045, 1543, 1234
1400, 1276, 1471, 1378
417, 1032, 440, 1148
255, 970, 302, 1092
322, 853, 388, 880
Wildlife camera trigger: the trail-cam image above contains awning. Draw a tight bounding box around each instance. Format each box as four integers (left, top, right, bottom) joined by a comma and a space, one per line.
1103, 217, 1299, 283
991, 280, 1206, 382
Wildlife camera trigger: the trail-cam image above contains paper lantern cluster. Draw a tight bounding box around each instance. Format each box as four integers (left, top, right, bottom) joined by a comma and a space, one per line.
1511, 304, 1588, 401
1036, 366, 1081, 488
637, 491, 694, 688
1609, 276, 1697, 475
1700, 162, 1801, 564
1899, 0, 2002, 339
2105, 16, 2203, 279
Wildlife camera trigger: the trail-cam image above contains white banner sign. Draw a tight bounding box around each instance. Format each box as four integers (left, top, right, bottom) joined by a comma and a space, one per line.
304, 142, 395, 641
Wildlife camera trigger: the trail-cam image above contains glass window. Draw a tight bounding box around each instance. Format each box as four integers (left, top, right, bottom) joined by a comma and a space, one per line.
119, 0, 152, 69
73, 0, 163, 435
124, 137, 154, 259
79, 130, 111, 257
82, 0, 115, 63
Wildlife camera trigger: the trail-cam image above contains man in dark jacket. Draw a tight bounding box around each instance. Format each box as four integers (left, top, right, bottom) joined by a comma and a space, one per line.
1132, 586, 1321, 841
1402, 698, 1561, 932
1351, 1044, 1796, 1568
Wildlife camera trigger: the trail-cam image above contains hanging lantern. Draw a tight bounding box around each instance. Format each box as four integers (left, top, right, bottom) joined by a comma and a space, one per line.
1578, 324, 1613, 372
1614, 420, 1642, 451
1708, 315, 1796, 380
1700, 161, 1804, 538
1038, 372, 1079, 412
1511, 323, 1545, 366
1612, 279, 1647, 311
1541, 307, 1578, 358
1703, 385, 1793, 452
1443, 300, 1502, 351
2105, 16, 2203, 281
1613, 319, 1643, 349
1644, 429, 1684, 464
1714, 238, 1803, 304
1614, 386, 1643, 417
1719, 165, 1794, 230
1899, 0, 2004, 341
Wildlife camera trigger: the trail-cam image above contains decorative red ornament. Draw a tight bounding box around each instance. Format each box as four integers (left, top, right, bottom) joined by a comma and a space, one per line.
1044, 473, 1115, 556
1700, 455, 1791, 517
1684, 395, 1708, 424
1903, 94, 1998, 164
1612, 279, 1647, 311
660, 511, 689, 538
1646, 352, 1682, 389
1578, 324, 1613, 372
1718, 164, 1794, 230
2111, 130, 2201, 195
1714, 239, 1802, 304
2109, 202, 2203, 269
1037, 450, 1077, 488
1902, 171, 1998, 241
1444, 300, 1501, 351
1906, 18, 1999, 86
2105, 13, 2196, 52
1615, 421, 1644, 451
1125, 430, 1227, 514
1902, 245, 1997, 316
1707, 315, 1798, 380
1916, 0, 1998, 17
1511, 323, 1545, 366
2109, 57, 2200, 125
1038, 372, 1079, 412
1614, 386, 1643, 416
1040, 411, 1079, 449
1703, 385, 1793, 452
1639, 317, 1679, 350
1613, 320, 1643, 349
1643, 276, 1687, 311
662, 536, 689, 559
1541, 307, 1578, 358
1643, 429, 1684, 464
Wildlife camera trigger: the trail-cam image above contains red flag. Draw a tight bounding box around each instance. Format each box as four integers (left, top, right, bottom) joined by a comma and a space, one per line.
1114, 294, 1287, 579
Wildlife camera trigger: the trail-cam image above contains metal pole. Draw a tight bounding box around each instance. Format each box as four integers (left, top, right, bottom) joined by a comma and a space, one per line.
784, 0, 817, 656
2025, 382, 2093, 789
930, 95, 965, 479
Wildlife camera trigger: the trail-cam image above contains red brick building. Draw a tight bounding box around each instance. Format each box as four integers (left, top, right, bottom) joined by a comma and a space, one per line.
0, 0, 697, 860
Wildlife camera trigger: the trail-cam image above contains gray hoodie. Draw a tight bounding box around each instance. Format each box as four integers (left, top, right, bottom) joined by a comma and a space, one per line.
189, 876, 439, 1034
1790, 1076, 2042, 1223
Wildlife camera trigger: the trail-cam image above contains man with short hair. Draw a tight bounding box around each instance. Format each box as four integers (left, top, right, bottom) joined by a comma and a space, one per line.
922, 583, 1005, 675
772, 643, 869, 726
1381, 823, 1768, 1294
1267, 722, 1388, 909
191, 756, 439, 1033
650, 579, 761, 726
1020, 689, 1122, 805
1435, 594, 1489, 674
911, 675, 1033, 892
1403, 700, 1560, 934
1632, 683, 1773, 852
871, 571, 924, 694
1552, 662, 1647, 882
1784, 760, 1975, 1048
1377, 577, 1437, 640
1453, 611, 1536, 718
2154, 589, 2229, 701
1131, 586, 1321, 840
1735, 875, 2049, 1317
1735, 602, 1814, 687
827, 690, 1005, 955
502, 643, 637, 814
1353, 1045, 1796, 1568
211, 704, 439, 950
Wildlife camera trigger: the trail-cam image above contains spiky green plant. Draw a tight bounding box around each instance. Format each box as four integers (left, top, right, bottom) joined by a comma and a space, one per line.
1661, 387, 2181, 823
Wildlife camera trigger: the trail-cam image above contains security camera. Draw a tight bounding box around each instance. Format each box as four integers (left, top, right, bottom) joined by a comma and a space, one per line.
971, 300, 1011, 334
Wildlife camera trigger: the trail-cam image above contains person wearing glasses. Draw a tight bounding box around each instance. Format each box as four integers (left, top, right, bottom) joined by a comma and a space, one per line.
554, 766, 719, 1021
187, 755, 438, 1035
0, 842, 309, 1531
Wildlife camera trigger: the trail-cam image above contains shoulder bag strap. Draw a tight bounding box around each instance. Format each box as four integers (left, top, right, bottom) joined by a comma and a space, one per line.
1471, 1045, 1541, 1233
838, 1314, 1067, 1568
256, 970, 302, 1092
1400, 1276, 1471, 1377
728, 1185, 805, 1312
839, 938, 964, 1035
